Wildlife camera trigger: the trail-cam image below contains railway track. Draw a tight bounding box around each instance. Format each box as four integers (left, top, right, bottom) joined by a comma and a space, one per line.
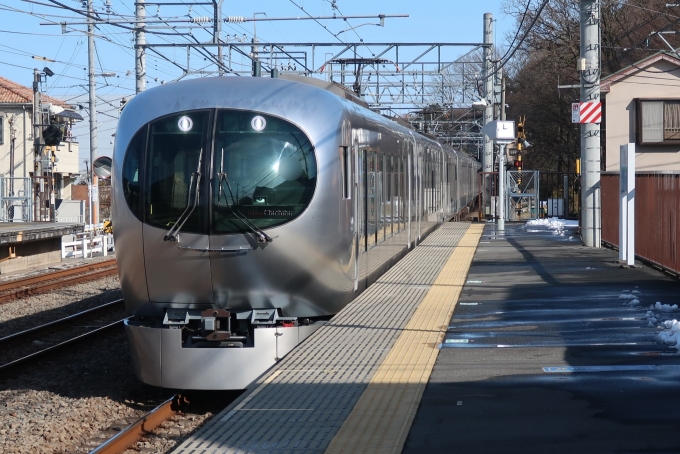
0, 299, 126, 372
90, 390, 242, 454
0, 259, 118, 304
91, 394, 188, 454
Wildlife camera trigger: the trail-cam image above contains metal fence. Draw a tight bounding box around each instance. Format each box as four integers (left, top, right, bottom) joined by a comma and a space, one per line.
507, 170, 539, 221
601, 172, 680, 275
0, 177, 33, 222
478, 172, 498, 220
539, 172, 579, 219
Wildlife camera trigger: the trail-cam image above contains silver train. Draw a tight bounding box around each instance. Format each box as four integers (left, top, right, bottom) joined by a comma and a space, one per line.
113, 75, 479, 390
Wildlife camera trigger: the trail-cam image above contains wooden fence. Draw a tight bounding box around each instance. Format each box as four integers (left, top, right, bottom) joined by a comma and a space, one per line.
601, 172, 680, 275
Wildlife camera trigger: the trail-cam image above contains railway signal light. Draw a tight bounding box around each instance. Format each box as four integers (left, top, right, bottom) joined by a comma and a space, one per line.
516, 116, 526, 152
515, 115, 531, 153
514, 154, 522, 171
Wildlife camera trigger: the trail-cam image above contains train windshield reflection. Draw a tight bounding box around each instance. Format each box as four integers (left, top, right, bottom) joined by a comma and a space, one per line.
212, 110, 317, 234
144, 110, 210, 234
124, 109, 317, 236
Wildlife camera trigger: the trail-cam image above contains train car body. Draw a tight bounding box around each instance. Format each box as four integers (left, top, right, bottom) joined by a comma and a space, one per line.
113, 76, 479, 390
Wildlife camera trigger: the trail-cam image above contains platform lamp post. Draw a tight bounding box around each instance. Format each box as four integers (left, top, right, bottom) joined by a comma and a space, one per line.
482, 120, 515, 231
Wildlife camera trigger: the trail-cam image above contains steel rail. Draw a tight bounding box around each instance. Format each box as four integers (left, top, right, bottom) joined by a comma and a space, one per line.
0, 259, 118, 303
0, 299, 124, 345
89, 394, 188, 454
0, 318, 125, 372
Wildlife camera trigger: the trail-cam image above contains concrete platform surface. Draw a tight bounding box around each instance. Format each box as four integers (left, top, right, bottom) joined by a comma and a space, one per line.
403, 222, 680, 454
173, 222, 483, 454
0, 222, 83, 244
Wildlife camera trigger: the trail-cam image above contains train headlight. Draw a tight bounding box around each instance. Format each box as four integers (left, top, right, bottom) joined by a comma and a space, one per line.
177, 116, 193, 132
251, 115, 266, 131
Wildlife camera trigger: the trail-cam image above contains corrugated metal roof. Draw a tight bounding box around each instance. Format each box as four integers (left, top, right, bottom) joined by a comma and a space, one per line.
55, 109, 84, 120
0, 76, 72, 108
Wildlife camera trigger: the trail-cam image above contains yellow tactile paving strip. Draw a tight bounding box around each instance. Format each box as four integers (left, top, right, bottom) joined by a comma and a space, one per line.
324, 223, 484, 454
173, 222, 482, 454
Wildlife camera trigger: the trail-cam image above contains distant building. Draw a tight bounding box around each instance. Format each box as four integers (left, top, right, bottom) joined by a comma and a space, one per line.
602, 51, 680, 171
0, 76, 82, 201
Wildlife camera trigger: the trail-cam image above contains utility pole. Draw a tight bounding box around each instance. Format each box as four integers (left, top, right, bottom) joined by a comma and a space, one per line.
213, 0, 224, 75
482, 13, 494, 173
88, 0, 98, 227
135, 0, 146, 93
500, 75, 506, 121
498, 143, 506, 230
32, 69, 42, 222
8, 116, 15, 221
482, 13, 494, 218
580, 0, 601, 247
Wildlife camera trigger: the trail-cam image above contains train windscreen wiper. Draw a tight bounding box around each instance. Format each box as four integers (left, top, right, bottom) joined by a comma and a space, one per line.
217, 148, 272, 244
164, 148, 203, 242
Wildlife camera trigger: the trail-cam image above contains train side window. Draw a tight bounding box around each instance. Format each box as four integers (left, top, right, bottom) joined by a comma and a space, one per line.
340, 146, 350, 199
121, 126, 147, 220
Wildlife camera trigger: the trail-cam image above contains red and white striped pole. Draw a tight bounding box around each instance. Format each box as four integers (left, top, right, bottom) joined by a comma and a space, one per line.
579, 102, 601, 124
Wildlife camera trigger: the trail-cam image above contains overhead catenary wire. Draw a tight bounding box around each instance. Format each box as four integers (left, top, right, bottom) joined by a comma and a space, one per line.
493, 0, 550, 75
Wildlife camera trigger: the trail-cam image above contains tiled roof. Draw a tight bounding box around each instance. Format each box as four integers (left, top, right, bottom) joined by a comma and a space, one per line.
0, 76, 71, 108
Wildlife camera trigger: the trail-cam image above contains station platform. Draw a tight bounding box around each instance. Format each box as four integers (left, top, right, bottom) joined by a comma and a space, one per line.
0, 222, 83, 274
173, 220, 680, 454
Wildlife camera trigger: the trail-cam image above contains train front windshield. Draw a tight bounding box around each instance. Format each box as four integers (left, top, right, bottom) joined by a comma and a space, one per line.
212, 110, 316, 234
122, 109, 317, 235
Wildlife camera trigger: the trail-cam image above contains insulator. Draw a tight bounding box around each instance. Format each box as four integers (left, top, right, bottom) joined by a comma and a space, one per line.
190, 16, 212, 23
225, 16, 245, 23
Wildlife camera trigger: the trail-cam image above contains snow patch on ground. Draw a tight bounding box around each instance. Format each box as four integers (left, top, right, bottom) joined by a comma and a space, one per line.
650, 302, 678, 312
657, 319, 680, 350
525, 218, 576, 236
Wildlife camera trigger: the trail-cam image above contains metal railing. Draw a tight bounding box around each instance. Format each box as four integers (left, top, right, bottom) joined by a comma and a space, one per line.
0, 178, 33, 222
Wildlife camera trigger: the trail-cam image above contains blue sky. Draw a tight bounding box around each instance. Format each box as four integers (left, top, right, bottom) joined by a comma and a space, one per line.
0, 0, 514, 166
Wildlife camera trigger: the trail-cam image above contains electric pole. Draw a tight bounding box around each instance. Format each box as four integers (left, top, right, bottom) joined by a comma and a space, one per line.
482, 13, 494, 173
135, 0, 146, 93
482, 13, 494, 218
88, 0, 98, 226
580, 0, 601, 247
32, 69, 43, 221
213, 0, 224, 75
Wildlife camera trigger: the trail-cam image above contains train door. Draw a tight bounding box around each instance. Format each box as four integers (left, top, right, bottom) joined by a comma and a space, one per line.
406, 133, 415, 248
455, 154, 460, 213
365, 150, 377, 249
141, 110, 213, 305
417, 152, 423, 241
353, 143, 360, 291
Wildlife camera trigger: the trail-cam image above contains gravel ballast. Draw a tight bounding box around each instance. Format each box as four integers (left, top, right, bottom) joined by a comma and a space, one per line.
0, 262, 232, 453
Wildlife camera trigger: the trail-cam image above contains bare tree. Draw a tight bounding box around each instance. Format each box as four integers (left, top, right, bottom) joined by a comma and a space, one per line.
502, 0, 680, 171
